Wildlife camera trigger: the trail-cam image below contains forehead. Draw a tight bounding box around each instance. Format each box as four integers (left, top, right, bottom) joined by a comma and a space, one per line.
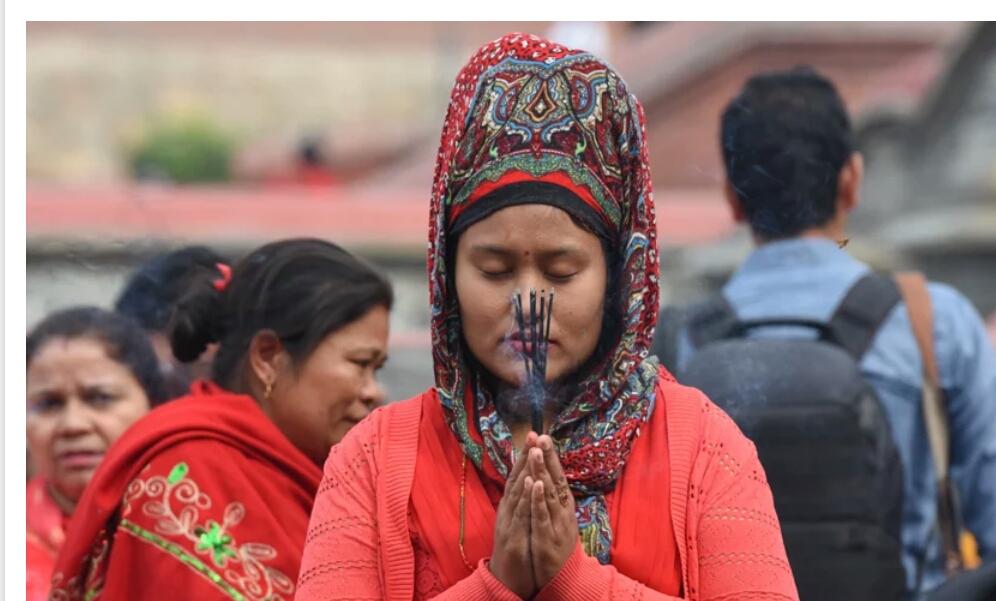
308, 306, 390, 355
27, 338, 134, 390
458, 204, 600, 249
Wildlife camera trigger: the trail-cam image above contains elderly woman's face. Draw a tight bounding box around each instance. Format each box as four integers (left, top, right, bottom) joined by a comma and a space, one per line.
454, 204, 607, 386
26, 337, 151, 508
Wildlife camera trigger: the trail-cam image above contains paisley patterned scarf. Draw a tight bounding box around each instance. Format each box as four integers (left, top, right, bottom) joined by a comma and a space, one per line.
427, 33, 661, 564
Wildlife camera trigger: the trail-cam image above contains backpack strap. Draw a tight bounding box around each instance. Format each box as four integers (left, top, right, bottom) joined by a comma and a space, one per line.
685, 294, 740, 349
826, 272, 903, 360
652, 305, 685, 375
684, 274, 901, 359
894, 271, 964, 576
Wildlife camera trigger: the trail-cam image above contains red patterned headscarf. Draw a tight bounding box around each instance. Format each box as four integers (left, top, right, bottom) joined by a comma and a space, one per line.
427, 33, 661, 563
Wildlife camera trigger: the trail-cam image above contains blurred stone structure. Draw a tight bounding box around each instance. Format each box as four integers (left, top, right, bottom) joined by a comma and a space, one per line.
26, 22, 556, 182
679, 22, 996, 316
857, 22, 996, 315
26, 22, 996, 399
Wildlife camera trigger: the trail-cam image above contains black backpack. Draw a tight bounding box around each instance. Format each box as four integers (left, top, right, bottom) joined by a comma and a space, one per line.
655, 273, 908, 601
925, 560, 996, 601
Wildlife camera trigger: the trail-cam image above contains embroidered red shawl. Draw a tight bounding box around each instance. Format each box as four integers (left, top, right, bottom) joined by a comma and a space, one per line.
48, 382, 322, 601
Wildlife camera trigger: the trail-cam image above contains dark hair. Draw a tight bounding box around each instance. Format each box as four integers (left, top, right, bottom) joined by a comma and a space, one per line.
114, 246, 229, 332
27, 306, 169, 406
169, 238, 394, 387
720, 66, 854, 239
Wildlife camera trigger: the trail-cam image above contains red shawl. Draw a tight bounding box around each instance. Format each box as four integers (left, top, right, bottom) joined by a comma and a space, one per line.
27, 478, 66, 601
49, 381, 322, 601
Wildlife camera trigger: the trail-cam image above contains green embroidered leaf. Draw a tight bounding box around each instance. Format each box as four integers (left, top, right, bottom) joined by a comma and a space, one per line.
197, 521, 237, 568
167, 462, 189, 484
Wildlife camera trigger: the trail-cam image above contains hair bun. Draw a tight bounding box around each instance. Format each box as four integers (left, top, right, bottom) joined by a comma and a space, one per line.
169, 278, 224, 363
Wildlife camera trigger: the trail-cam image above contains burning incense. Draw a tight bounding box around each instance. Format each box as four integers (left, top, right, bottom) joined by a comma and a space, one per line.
512, 287, 555, 433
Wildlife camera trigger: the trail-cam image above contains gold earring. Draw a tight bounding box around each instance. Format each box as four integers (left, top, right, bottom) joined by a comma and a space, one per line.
264, 381, 273, 402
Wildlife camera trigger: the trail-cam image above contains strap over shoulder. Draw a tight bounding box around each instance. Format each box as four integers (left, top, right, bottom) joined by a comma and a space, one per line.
685, 272, 902, 362
685, 294, 740, 349
826, 272, 902, 361
894, 272, 964, 576
652, 305, 689, 374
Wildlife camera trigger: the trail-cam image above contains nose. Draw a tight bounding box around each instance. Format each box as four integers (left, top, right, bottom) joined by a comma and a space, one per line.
57, 398, 94, 437
359, 374, 386, 408
512, 280, 554, 325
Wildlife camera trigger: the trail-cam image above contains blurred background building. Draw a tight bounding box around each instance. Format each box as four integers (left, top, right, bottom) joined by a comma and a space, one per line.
26, 21, 996, 401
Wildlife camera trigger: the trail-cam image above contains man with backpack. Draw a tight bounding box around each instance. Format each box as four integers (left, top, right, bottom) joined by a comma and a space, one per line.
654, 67, 996, 600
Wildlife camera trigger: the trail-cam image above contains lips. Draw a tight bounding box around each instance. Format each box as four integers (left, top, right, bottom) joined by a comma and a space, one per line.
56, 451, 104, 470
504, 331, 555, 355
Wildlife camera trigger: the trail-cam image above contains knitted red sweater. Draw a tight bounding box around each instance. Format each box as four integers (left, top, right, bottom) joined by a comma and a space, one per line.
297, 380, 799, 601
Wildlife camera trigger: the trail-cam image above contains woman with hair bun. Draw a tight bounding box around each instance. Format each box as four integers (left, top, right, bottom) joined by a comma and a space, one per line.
50, 238, 394, 601
113, 244, 230, 399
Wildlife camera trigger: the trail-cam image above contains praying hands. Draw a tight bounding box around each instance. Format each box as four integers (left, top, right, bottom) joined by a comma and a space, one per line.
490, 432, 580, 599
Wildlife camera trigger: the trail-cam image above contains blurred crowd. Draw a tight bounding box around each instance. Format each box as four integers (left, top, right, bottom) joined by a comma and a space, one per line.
25, 28, 996, 601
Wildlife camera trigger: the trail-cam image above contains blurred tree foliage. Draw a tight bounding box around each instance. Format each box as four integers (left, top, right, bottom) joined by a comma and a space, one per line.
129, 115, 233, 184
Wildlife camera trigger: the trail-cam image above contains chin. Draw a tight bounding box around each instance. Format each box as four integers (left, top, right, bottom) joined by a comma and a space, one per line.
53, 479, 88, 503
328, 432, 345, 449
495, 363, 566, 388
329, 424, 356, 447
486, 360, 525, 387
478, 344, 571, 386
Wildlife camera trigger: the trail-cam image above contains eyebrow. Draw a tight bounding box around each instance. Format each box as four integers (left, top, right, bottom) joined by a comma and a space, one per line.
27, 379, 118, 396
469, 244, 582, 258
26, 387, 56, 398
350, 347, 387, 358
80, 381, 121, 391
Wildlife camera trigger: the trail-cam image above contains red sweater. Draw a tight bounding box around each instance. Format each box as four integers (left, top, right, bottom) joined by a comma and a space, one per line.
297, 380, 799, 601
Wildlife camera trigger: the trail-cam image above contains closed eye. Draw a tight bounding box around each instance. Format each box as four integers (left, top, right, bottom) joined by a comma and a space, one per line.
479, 269, 511, 280
352, 356, 387, 371
546, 272, 578, 282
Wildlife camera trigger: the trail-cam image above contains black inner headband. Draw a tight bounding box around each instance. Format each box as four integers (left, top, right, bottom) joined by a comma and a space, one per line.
450, 181, 612, 241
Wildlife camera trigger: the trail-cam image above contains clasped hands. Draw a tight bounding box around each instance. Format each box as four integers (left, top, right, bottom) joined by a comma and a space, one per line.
489, 432, 579, 600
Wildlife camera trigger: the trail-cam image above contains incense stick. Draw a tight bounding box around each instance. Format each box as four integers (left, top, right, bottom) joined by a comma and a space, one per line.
540, 289, 554, 376
511, 287, 555, 434
544, 289, 555, 369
